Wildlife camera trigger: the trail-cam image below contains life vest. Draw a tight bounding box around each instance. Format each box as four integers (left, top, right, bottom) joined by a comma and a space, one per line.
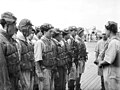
52, 39, 69, 67
69, 37, 78, 59
62, 40, 72, 64
19, 40, 34, 71
77, 38, 88, 61
2, 39, 20, 76
41, 38, 57, 67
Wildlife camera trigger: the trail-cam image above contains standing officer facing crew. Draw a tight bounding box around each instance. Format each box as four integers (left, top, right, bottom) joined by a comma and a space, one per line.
98, 21, 120, 90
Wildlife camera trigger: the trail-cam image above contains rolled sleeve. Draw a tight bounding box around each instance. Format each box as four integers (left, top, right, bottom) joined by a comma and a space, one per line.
34, 40, 43, 62
104, 40, 117, 64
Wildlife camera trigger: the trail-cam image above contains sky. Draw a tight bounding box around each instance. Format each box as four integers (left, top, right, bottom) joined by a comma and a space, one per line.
0, 0, 120, 31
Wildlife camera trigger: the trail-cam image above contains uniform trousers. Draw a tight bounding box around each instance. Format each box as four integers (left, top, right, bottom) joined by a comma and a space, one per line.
54, 66, 66, 90
38, 68, 54, 90
22, 71, 34, 90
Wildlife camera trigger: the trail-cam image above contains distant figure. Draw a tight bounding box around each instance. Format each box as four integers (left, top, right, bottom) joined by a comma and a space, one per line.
94, 33, 107, 90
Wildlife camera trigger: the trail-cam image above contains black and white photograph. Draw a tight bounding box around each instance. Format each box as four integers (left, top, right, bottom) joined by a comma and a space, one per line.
0, 0, 120, 90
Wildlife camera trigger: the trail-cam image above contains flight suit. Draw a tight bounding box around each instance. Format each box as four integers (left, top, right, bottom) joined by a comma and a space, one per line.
0, 30, 21, 90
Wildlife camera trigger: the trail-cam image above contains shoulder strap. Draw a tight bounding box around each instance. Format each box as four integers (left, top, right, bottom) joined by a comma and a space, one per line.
16, 39, 22, 61
62, 40, 68, 51
51, 39, 58, 52
101, 38, 118, 58
41, 38, 49, 47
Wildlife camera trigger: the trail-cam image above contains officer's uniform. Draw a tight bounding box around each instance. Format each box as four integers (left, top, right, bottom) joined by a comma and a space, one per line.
103, 36, 120, 90
97, 21, 120, 90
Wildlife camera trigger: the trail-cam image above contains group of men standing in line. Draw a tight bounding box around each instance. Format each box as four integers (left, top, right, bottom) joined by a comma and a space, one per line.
0, 11, 120, 90
0, 11, 87, 90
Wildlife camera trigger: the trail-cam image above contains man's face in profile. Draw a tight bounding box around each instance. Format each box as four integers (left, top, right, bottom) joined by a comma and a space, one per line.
102, 34, 107, 40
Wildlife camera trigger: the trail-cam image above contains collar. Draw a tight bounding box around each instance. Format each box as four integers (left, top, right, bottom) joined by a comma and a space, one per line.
41, 36, 51, 41
75, 35, 82, 42
52, 38, 59, 44
110, 36, 117, 40
62, 38, 67, 42
16, 30, 26, 42
70, 35, 75, 40
106, 36, 119, 44
75, 35, 81, 39
0, 29, 12, 41
33, 34, 39, 41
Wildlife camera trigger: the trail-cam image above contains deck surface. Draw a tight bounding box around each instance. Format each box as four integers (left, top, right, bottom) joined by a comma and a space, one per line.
81, 42, 101, 90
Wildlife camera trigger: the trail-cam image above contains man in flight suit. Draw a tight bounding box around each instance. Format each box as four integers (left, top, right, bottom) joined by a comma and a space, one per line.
0, 12, 21, 90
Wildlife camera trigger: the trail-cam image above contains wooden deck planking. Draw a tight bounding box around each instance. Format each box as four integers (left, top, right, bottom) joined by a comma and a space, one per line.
81, 74, 97, 90
93, 78, 101, 90
81, 73, 96, 88
81, 70, 96, 83
85, 76, 100, 90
